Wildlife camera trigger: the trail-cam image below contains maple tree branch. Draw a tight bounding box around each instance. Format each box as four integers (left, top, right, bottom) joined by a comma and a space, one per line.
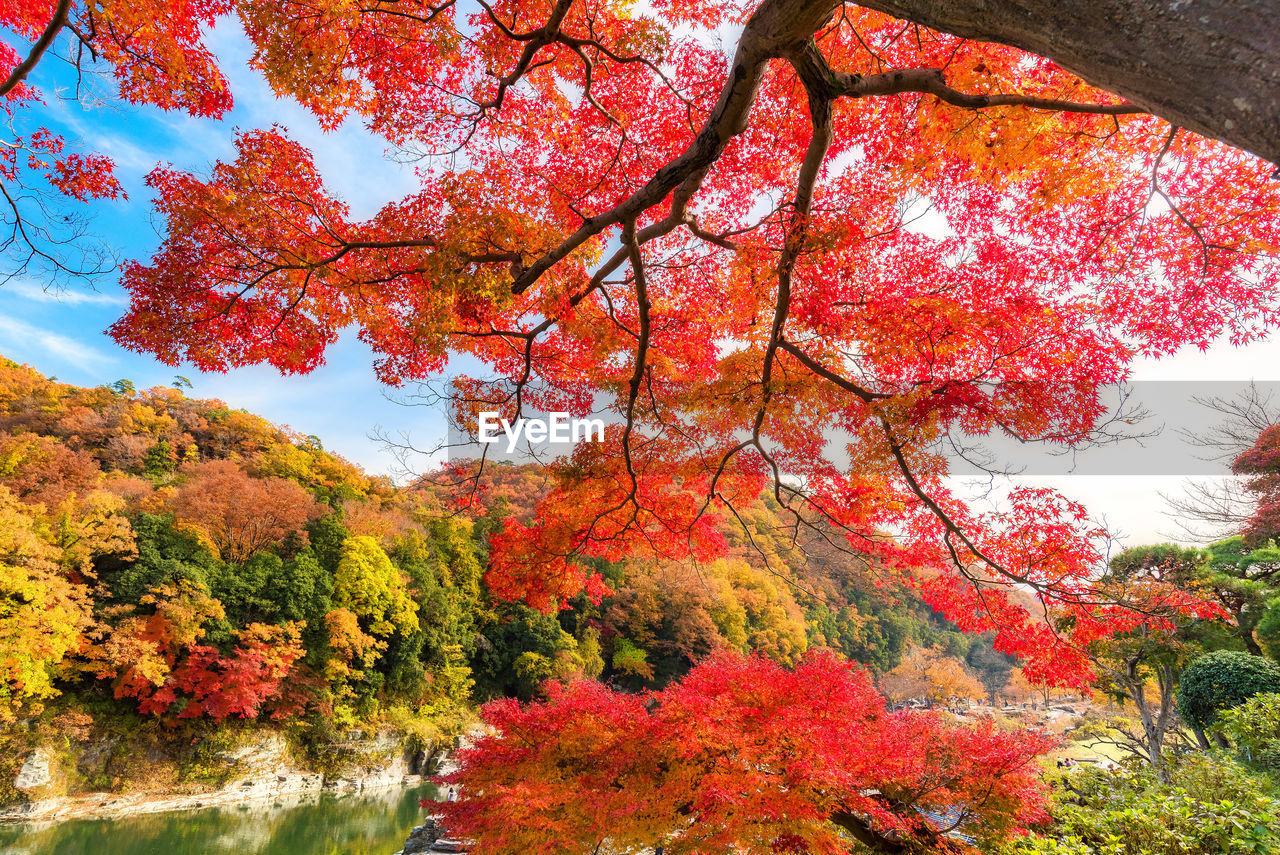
620, 219, 651, 495
0, 0, 72, 98
853, 67, 1144, 114
508, 0, 842, 295
0, 178, 111, 279
474, 0, 575, 112
793, 41, 1142, 114
755, 44, 838, 430
878, 419, 1109, 615
506, 0, 1147, 300
778, 339, 887, 403
1147, 126, 1229, 286
828, 810, 911, 853
733, 51, 840, 523
851, 0, 1280, 162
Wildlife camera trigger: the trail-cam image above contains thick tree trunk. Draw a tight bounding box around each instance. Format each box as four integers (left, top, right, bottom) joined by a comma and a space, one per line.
854, 0, 1280, 164
1243, 629, 1265, 657
1235, 607, 1266, 656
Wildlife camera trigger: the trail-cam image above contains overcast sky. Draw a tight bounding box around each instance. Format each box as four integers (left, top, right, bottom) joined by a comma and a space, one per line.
1, 19, 1276, 550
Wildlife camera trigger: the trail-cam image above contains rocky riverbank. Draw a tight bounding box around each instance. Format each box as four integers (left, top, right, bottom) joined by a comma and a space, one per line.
393, 731, 474, 854
2, 730, 446, 825
395, 816, 470, 854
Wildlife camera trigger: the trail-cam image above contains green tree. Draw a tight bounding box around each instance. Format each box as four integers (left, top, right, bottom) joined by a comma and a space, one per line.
472, 603, 581, 701
1086, 544, 1225, 767
305, 515, 350, 575
1178, 651, 1280, 738
209, 551, 281, 628
384, 519, 483, 700
105, 512, 218, 604
143, 438, 176, 481
1201, 537, 1280, 657
1219, 692, 1280, 771
269, 549, 333, 627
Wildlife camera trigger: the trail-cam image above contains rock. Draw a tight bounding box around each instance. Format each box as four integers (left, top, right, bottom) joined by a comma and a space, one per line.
75, 736, 118, 779
324, 729, 419, 791
219, 733, 291, 771
396, 814, 473, 854
2, 726, 450, 825
408, 743, 438, 776
15, 750, 53, 791
402, 817, 445, 854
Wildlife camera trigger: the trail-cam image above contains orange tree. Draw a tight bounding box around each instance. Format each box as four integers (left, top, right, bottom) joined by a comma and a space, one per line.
3, 0, 1277, 849
437, 652, 1055, 853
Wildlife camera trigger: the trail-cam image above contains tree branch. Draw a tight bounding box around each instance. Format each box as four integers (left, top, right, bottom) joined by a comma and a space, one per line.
0, 0, 72, 99
852, 0, 1280, 163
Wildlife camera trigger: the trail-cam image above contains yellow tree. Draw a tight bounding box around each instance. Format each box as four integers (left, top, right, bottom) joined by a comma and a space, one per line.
882, 646, 987, 705
332, 535, 420, 638
0, 488, 92, 722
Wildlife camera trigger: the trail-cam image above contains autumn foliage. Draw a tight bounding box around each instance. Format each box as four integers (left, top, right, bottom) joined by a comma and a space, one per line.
0, 359, 469, 726
0, 0, 1268, 691
882, 645, 987, 705
1232, 426, 1280, 546
0, 0, 1248, 689
5, 0, 1280, 844
86, 581, 306, 720
169, 459, 324, 562
438, 651, 1053, 853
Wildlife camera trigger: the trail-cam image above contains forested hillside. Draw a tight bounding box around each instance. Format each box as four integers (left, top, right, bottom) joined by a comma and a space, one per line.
0, 356, 1013, 796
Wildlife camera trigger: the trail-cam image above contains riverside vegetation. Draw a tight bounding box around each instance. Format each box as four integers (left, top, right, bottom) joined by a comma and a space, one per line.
0, 358, 1015, 811
5, 0, 1280, 849
9, 357, 1280, 854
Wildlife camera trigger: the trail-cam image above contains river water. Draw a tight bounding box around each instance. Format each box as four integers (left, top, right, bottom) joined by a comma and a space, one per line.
0, 783, 437, 855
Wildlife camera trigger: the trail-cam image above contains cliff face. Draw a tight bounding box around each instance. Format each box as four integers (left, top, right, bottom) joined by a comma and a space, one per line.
2, 729, 444, 824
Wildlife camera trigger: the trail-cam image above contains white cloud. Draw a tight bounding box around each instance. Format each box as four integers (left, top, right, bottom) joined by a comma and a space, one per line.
0, 316, 116, 370
6, 280, 127, 306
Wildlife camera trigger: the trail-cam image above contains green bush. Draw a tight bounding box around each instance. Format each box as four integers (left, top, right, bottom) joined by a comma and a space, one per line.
1221, 692, 1280, 770
1000, 754, 1280, 855
1177, 651, 1280, 732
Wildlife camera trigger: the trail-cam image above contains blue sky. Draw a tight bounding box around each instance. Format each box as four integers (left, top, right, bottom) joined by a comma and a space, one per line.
0, 20, 446, 477
2, 17, 1280, 544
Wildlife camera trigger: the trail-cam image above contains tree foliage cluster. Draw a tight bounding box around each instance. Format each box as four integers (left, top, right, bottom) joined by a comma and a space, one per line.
1001, 754, 1280, 855
0, 358, 486, 731
0, 0, 1264, 694
4, 0, 1280, 843
1, 359, 1013, 753
431, 408, 1280, 853
1078, 429, 1280, 771
442, 458, 1017, 701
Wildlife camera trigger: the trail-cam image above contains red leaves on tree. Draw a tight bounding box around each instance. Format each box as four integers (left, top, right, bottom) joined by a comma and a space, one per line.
168, 459, 324, 562
61, 0, 1280, 683
110, 130, 352, 374
91, 582, 305, 720
46, 152, 125, 201
89, 0, 235, 117
1233, 425, 1280, 545
437, 651, 1053, 854
165, 623, 305, 720
1, 0, 235, 277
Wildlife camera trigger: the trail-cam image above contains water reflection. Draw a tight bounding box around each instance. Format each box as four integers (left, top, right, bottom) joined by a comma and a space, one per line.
0, 784, 437, 855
